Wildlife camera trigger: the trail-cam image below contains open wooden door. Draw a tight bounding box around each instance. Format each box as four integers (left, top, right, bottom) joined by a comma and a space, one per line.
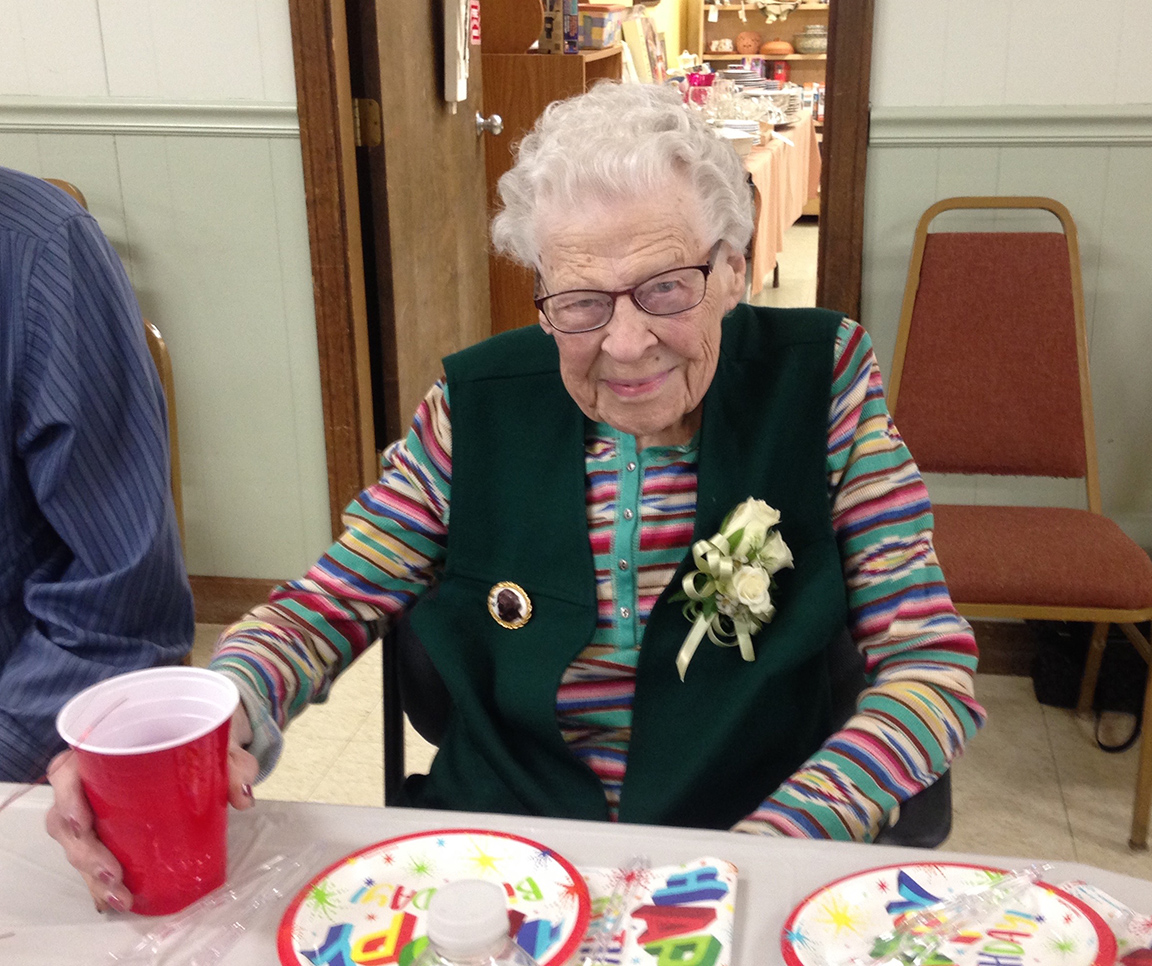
288, 0, 874, 537
350, 0, 494, 444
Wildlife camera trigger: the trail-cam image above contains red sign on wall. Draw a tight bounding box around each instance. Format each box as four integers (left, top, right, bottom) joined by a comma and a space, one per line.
469, 0, 481, 45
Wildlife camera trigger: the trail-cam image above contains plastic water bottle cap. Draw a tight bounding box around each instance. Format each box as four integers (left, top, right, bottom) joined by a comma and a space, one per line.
427, 879, 511, 960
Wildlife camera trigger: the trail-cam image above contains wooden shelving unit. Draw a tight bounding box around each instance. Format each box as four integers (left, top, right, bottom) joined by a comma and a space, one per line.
686, 0, 829, 81
703, 53, 825, 61
685, 0, 828, 215
702, 2, 828, 9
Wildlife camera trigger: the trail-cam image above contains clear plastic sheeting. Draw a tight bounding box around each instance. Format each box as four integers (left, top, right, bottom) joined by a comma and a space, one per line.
105, 820, 323, 966
837, 865, 1051, 966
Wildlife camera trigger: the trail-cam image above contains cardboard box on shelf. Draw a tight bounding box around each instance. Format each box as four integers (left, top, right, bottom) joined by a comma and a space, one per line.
578, 4, 627, 49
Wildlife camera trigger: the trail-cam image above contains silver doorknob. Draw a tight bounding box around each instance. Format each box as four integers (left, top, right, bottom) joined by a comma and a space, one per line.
476, 112, 503, 136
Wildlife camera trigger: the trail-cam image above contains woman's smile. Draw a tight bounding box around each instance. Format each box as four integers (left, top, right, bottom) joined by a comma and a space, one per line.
603, 369, 671, 398
536, 183, 746, 449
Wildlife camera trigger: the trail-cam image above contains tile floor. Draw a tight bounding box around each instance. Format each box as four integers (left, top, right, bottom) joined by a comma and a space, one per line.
193, 622, 1152, 883
748, 217, 819, 309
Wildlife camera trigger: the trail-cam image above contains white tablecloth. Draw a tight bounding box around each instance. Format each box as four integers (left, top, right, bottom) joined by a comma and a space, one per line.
2, 782, 1151, 965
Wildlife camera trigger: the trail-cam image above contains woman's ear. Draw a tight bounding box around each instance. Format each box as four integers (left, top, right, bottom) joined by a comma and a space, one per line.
721, 245, 747, 311
533, 267, 553, 333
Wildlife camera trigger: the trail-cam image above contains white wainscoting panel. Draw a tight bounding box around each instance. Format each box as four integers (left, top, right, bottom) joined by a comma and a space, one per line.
100, 0, 297, 101
863, 105, 1152, 549
1003, 1, 1118, 106
871, 0, 950, 107
0, 0, 297, 104
0, 0, 108, 98
1089, 146, 1152, 539
0, 101, 331, 579
872, 0, 1152, 108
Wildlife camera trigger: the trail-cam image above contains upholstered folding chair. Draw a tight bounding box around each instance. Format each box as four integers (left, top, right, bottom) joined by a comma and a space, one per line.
143, 321, 186, 550
44, 178, 87, 209
887, 196, 1152, 848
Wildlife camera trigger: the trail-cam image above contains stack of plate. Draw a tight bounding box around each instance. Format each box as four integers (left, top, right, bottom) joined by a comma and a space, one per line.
719, 67, 760, 86
713, 126, 758, 157
779, 87, 804, 124
721, 118, 761, 142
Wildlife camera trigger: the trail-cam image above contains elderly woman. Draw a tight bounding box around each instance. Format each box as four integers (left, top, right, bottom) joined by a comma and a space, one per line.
49, 82, 984, 911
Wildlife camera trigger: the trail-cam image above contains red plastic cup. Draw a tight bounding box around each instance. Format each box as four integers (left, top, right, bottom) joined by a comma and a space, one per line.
56, 667, 239, 915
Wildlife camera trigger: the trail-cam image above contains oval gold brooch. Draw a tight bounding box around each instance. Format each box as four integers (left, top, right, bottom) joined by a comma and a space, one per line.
488, 581, 532, 629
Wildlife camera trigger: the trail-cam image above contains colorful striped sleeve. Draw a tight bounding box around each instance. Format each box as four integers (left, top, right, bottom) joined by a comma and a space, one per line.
736, 318, 986, 841
209, 381, 452, 776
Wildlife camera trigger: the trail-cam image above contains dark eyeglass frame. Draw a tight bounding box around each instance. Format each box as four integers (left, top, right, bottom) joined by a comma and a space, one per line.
533, 241, 725, 334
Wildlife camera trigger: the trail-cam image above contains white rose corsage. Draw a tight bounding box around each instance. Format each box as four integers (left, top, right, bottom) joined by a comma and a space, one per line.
671, 498, 794, 681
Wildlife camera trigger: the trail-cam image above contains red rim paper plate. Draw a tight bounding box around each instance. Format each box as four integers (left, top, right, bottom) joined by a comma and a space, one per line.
781, 863, 1117, 966
277, 828, 591, 966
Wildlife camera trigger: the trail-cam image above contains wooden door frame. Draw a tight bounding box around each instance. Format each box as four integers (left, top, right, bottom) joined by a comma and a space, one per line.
288, 0, 874, 530
816, 0, 873, 321
287, 0, 378, 538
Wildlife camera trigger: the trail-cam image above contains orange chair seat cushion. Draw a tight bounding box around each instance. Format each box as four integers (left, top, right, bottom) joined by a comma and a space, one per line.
933, 504, 1152, 611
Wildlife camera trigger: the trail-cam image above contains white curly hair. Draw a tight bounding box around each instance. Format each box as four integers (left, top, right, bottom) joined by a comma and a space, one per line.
490, 81, 754, 268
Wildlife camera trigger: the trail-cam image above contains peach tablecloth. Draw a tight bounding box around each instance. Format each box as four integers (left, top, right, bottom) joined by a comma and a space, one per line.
744, 109, 821, 295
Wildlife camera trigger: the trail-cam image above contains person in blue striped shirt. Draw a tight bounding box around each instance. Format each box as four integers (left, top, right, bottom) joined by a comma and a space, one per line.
0, 165, 193, 783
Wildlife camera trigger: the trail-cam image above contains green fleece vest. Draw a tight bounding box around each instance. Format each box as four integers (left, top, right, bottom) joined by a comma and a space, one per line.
403, 304, 848, 828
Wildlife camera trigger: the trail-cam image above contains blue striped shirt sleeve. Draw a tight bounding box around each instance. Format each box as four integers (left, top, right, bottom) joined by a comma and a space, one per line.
0, 170, 194, 781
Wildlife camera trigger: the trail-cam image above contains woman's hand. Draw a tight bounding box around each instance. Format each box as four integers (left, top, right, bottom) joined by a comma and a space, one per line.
45, 705, 260, 912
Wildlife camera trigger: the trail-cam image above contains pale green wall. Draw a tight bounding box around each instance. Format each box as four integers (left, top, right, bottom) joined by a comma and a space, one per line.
863, 0, 1152, 550
0, 0, 333, 579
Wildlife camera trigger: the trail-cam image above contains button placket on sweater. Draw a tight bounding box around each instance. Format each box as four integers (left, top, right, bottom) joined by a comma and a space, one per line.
615, 435, 642, 646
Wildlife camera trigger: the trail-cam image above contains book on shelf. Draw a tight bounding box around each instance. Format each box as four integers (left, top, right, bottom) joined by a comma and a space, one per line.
621, 17, 653, 83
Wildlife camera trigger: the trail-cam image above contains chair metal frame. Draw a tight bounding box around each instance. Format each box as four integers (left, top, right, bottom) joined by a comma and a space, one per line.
143, 322, 185, 551
887, 196, 1152, 848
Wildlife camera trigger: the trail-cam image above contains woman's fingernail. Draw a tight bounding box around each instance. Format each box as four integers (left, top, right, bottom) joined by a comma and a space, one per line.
242, 783, 254, 800
97, 869, 115, 886
68, 816, 83, 837
106, 893, 128, 913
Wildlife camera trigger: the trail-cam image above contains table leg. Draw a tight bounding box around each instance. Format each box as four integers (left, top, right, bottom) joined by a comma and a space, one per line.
1129, 656, 1152, 850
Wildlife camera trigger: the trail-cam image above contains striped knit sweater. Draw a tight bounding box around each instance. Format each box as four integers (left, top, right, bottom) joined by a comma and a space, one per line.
211, 317, 985, 840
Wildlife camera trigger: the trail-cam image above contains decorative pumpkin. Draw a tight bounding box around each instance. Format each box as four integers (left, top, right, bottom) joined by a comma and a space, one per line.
760, 38, 794, 57
735, 30, 763, 55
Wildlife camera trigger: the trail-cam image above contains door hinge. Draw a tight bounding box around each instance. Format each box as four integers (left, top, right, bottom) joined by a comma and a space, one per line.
352, 98, 382, 148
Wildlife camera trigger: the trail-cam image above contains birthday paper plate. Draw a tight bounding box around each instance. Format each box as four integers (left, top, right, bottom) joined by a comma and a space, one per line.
781, 863, 1116, 966
277, 829, 591, 966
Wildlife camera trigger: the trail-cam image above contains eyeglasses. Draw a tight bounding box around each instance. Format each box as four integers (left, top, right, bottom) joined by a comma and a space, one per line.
534, 242, 723, 334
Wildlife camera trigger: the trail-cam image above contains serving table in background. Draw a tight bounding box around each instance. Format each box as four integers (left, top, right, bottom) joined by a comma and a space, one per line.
743, 109, 822, 296
3, 783, 1151, 966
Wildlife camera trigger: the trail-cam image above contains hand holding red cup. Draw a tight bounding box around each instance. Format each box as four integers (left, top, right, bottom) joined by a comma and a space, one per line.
51, 667, 258, 915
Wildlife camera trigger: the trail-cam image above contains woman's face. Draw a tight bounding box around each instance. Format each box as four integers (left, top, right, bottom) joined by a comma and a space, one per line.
535, 181, 746, 449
